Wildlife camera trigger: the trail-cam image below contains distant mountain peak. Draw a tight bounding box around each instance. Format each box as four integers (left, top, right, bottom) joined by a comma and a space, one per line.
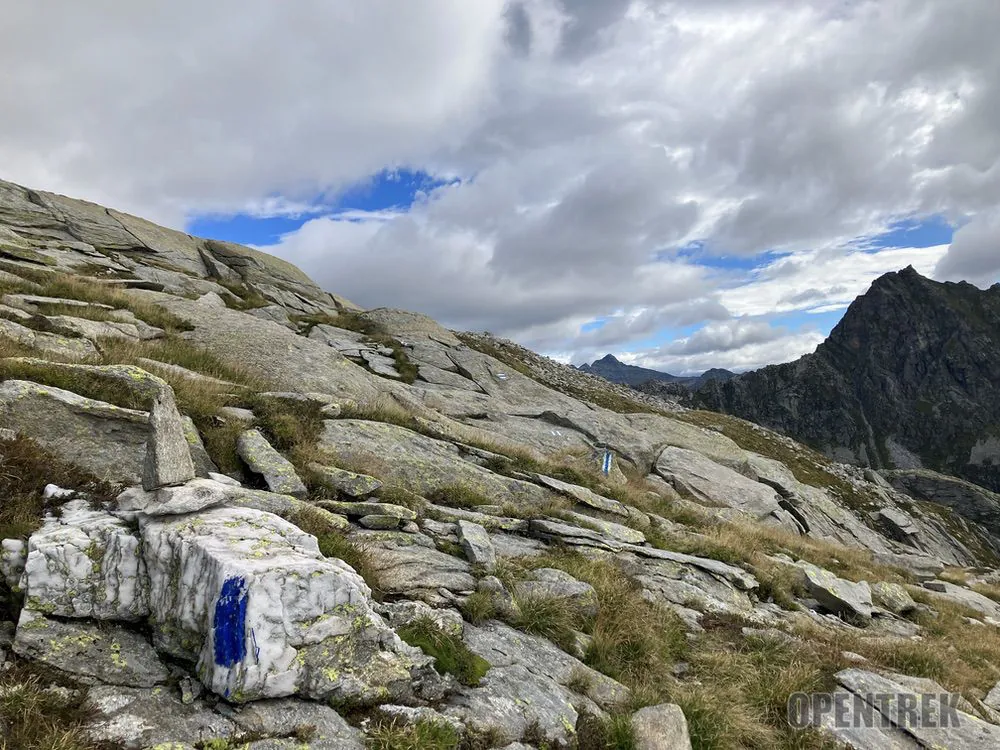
697, 266, 1000, 492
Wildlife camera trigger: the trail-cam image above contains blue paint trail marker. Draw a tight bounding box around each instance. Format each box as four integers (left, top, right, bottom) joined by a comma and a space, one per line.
602, 450, 613, 476
213, 576, 249, 668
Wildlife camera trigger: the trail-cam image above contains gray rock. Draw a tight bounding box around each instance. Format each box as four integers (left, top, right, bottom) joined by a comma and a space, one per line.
359, 514, 402, 530
871, 581, 918, 615
0, 379, 148, 484
13, 609, 170, 687
631, 703, 693, 750
317, 499, 416, 521
985, 680, 1000, 713
873, 551, 945, 582
142, 385, 196, 491
309, 463, 383, 497
85, 684, 236, 749
119, 478, 239, 516
456, 520, 497, 571
560, 511, 646, 545
797, 561, 873, 623
0, 317, 98, 358
655, 446, 782, 519
534, 473, 629, 517
237, 428, 308, 498
923, 580, 1000, 619
230, 698, 363, 749
218, 405, 256, 422
367, 540, 476, 601
515, 568, 599, 620
318, 420, 552, 511
444, 621, 629, 744
833, 669, 1000, 750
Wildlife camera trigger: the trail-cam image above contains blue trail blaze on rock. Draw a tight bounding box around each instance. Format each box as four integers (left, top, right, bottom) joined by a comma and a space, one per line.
213, 576, 248, 668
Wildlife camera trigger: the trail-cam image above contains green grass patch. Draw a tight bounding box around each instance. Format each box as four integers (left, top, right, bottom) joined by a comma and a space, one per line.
396, 616, 490, 686
0, 664, 99, 750
365, 718, 460, 750
0, 434, 120, 542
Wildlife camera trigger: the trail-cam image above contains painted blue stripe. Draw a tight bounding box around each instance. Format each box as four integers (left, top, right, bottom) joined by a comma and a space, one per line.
213, 576, 248, 668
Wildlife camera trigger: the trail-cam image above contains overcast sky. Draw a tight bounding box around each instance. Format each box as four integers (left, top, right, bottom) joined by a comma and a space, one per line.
3, 1, 999, 374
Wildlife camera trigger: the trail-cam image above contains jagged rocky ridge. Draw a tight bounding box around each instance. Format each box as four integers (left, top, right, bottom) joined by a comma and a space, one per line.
2, 177, 1000, 748
695, 267, 1000, 494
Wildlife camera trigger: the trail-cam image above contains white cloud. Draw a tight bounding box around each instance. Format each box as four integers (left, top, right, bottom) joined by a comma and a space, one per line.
621, 328, 826, 376
935, 211, 1000, 288
3, 0, 1000, 371
721, 246, 949, 317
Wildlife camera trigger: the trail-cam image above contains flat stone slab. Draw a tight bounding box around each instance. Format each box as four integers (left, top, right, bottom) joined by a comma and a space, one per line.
14, 609, 170, 687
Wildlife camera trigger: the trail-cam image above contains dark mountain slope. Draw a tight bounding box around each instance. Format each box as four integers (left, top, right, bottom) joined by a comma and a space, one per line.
697, 266, 1000, 491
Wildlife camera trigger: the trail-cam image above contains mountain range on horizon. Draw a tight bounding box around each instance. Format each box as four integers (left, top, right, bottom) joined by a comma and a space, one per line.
576, 354, 736, 390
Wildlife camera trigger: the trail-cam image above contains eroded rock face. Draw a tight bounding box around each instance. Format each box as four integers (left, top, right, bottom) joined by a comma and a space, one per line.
696, 267, 1000, 494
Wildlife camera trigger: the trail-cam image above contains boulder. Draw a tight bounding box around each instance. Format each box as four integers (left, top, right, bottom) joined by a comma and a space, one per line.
13, 609, 170, 687
230, 699, 363, 749
0, 380, 148, 483
870, 581, 918, 615
0, 317, 97, 358
309, 463, 382, 497
456, 520, 497, 571
655, 446, 783, 520
142, 506, 429, 703
631, 703, 693, 750
317, 500, 416, 521
141, 385, 196, 490
118, 478, 239, 516
20, 501, 148, 620
237, 429, 308, 498
797, 561, 873, 623
922, 580, 1000, 619
85, 684, 236, 750
318, 420, 552, 510
445, 621, 629, 745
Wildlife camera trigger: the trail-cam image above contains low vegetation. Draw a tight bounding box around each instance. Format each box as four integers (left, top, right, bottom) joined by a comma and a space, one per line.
289, 507, 382, 598
364, 718, 461, 750
0, 665, 98, 750
396, 617, 490, 687
0, 435, 119, 542
0, 261, 194, 333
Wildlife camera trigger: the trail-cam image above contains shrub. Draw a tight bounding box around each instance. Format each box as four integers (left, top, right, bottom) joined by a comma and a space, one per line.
396, 617, 490, 686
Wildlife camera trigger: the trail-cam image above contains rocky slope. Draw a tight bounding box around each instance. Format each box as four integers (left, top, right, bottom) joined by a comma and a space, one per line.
2, 178, 1000, 749
697, 267, 1000, 494
578, 354, 735, 389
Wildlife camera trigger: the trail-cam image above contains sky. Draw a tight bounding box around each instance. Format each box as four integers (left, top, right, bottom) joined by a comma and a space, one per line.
3, 1, 1000, 375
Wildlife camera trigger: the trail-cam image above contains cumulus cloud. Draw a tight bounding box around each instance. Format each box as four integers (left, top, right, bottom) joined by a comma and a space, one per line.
622, 327, 826, 376
935, 211, 1000, 287
3, 0, 1000, 369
